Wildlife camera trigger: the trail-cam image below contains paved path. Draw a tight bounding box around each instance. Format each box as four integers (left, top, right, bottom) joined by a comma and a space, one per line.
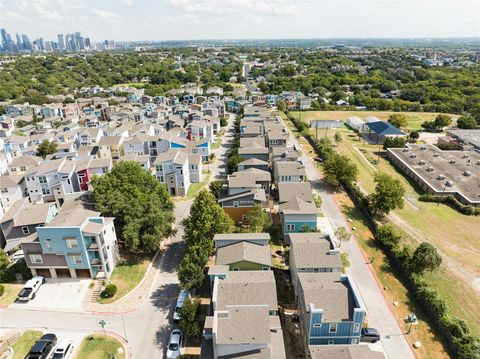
281, 117, 415, 359
0, 116, 237, 358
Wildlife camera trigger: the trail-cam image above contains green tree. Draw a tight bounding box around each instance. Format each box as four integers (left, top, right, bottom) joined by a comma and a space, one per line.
322, 154, 358, 188
0, 249, 10, 280
375, 224, 402, 249
434, 114, 452, 128
388, 114, 408, 129
209, 180, 225, 200
178, 254, 205, 289
368, 172, 406, 216
182, 190, 234, 254
179, 298, 201, 337
334, 227, 351, 247
383, 137, 407, 149
245, 205, 271, 232
277, 100, 286, 112
37, 140, 58, 159
334, 131, 343, 147
411, 242, 442, 273
91, 161, 174, 254
457, 116, 477, 129
409, 131, 420, 142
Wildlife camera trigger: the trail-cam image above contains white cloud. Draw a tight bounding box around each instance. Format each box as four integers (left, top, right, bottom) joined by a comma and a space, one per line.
91, 8, 122, 23
168, 0, 307, 17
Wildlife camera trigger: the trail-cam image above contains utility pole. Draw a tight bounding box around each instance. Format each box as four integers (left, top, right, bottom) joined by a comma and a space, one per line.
99, 319, 108, 336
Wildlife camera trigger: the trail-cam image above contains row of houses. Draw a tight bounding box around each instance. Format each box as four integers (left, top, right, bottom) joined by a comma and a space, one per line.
218, 105, 317, 235
0, 94, 230, 279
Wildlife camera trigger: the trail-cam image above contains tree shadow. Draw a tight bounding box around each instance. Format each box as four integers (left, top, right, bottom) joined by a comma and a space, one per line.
150, 282, 178, 315
159, 241, 185, 273
155, 323, 171, 353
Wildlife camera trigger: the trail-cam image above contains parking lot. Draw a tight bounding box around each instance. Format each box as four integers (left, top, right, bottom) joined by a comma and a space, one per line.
10, 278, 91, 311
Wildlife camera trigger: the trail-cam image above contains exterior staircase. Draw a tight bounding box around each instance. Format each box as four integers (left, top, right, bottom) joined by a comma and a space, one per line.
90, 279, 104, 302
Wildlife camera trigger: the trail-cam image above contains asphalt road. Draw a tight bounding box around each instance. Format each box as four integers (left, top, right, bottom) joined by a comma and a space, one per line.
0, 115, 237, 358
281, 117, 415, 359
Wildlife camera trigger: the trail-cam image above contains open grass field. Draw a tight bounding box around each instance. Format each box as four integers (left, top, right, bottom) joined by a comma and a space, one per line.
290, 110, 459, 131
98, 258, 149, 304
11, 330, 43, 359
0, 283, 23, 307
76, 335, 125, 359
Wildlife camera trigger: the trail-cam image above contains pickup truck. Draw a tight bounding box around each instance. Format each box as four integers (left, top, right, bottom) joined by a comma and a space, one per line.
17, 276, 45, 302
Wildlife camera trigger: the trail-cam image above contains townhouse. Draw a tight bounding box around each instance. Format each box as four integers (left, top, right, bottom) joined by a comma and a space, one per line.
153, 150, 191, 196
21, 198, 118, 279
0, 175, 23, 215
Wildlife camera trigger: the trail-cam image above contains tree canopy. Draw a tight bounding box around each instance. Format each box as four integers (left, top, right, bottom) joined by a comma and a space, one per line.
388, 114, 408, 129
91, 161, 174, 254
322, 153, 358, 188
37, 140, 58, 159
412, 242, 442, 273
368, 172, 406, 216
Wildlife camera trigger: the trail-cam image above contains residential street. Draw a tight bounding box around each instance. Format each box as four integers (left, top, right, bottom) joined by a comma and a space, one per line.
0, 115, 236, 358
280, 117, 415, 359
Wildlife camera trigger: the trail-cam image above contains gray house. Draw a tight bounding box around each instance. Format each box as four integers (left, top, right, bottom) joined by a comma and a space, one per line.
273, 161, 306, 187
238, 158, 269, 172
1, 198, 58, 252
227, 168, 271, 198
238, 145, 269, 162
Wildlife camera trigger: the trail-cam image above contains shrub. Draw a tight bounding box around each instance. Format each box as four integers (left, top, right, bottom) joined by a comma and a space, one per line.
0, 284, 4, 297
418, 194, 480, 216
100, 284, 117, 298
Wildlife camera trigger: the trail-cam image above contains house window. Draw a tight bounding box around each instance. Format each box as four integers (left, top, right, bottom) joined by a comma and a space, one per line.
70, 255, 82, 264
42, 188, 51, 195
287, 224, 295, 231
329, 323, 338, 333
66, 239, 79, 248
10, 168, 17, 172
30, 254, 43, 264
233, 201, 239, 208
353, 323, 360, 333
299, 268, 306, 272
44, 239, 52, 249
232, 267, 239, 271
262, 267, 270, 271
0, 188, 7, 193
241, 214, 247, 221
313, 323, 321, 328
351, 339, 358, 344
38, 176, 47, 184
22, 226, 30, 235
328, 340, 334, 345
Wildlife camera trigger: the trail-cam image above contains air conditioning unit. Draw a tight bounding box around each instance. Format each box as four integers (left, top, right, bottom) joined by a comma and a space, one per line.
437, 174, 445, 180
446, 180, 454, 187
410, 154, 416, 158
426, 166, 434, 172
418, 160, 426, 165
449, 159, 456, 164
463, 170, 472, 177
420, 146, 427, 150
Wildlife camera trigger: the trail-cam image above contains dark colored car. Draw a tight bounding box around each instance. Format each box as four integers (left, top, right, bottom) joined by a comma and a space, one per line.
361, 327, 380, 343
25, 333, 57, 359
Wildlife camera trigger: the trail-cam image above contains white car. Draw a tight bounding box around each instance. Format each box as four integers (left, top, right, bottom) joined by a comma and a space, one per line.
166, 329, 182, 359
17, 276, 45, 302
9, 249, 25, 263
52, 340, 74, 359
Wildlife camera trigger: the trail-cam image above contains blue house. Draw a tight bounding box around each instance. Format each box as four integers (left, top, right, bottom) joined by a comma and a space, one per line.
279, 196, 317, 235
21, 199, 118, 279
297, 273, 366, 347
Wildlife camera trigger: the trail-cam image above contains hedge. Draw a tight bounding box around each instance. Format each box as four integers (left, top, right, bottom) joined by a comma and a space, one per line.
0, 284, 4, 297
419, 194, 480, 216
287, 112, 480, 359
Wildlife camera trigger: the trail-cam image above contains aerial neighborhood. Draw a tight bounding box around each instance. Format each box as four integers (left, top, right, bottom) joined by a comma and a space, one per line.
0, 23, 479, 359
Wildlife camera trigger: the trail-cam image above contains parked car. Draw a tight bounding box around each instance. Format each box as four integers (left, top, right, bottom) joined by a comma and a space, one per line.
25, 333, 57, 359
17, 276, 45, 302
52, 340, 74, 359
166, 329, 183, 359
361, 327, 380, 343
9, 249, 25, 263
173, 289, 191, 322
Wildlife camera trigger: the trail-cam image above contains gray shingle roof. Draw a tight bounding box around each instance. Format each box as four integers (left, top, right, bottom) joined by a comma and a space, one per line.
289, 233, 342, 269
216, 241, 272, 267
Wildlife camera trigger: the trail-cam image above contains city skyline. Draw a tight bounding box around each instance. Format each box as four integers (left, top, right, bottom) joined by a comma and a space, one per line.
0, 0, 478, 42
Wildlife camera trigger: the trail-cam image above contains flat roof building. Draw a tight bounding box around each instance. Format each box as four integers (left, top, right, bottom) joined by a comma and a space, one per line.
387, 144, 480, 207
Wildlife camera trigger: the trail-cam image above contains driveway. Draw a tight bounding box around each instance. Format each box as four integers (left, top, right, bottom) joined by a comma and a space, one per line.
10, 278, 91, 312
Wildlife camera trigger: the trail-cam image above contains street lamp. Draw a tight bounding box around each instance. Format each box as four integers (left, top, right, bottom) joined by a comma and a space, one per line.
99, 319, 108, 336
407, 313, 417, 334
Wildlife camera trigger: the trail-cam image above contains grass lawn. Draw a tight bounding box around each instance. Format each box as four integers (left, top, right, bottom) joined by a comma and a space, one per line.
11, 330, 43, 359
112, 82, 145, 88
186, 173, 211, 199
290, 110, 458, 131
212, 137, 222, 150
98, 258, 149, 304
76, 334, 125, 359
0, 283, 23, 306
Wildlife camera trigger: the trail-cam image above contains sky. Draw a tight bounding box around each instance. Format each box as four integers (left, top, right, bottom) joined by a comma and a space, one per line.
0, 0, 479, 42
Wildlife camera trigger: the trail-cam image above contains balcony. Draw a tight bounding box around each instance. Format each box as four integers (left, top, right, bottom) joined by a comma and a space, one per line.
87, 242, 99, 250
90, 258, 102, 266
